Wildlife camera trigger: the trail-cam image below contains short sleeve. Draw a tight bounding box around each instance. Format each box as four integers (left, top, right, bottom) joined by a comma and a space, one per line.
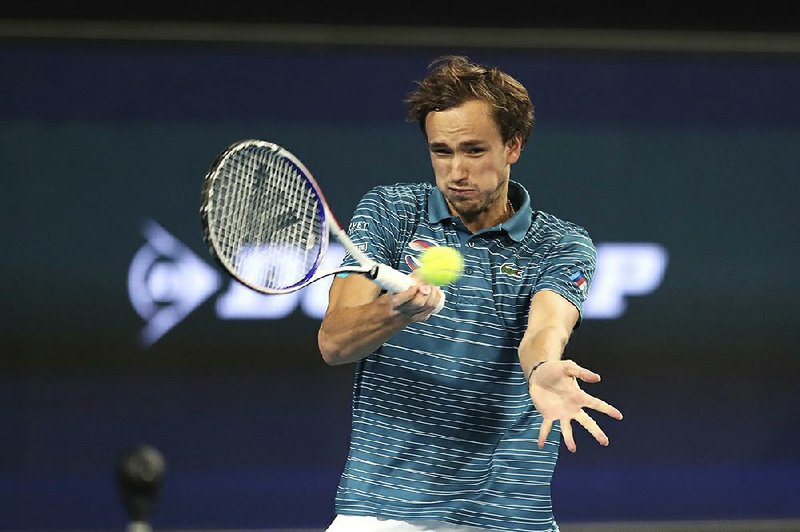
534, 227, 597, 322
340, 186, 402, 269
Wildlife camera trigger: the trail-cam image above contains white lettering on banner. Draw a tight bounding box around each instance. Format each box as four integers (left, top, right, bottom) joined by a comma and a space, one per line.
128, 220, 669, 346
127, 220, 221, 346
583, 243, 669, 319
215, 244, 345, 320
216, 283, 301, 319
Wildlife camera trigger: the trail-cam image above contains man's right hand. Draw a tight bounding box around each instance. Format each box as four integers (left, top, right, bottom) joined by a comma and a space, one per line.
319, 275, 441, 365
389, 281, 443, 323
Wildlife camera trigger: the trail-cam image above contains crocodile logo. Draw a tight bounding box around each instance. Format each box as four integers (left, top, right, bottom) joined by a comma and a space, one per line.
500, 263, 523, 278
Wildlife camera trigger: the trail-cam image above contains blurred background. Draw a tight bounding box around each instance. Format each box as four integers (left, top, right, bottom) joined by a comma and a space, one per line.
1, 2, 799, 531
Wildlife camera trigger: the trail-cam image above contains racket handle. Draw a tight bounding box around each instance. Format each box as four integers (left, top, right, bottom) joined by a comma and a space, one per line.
369, 265, 445, 314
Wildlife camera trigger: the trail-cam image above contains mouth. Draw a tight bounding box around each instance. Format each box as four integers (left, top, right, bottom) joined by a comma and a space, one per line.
447, 186, 477, 198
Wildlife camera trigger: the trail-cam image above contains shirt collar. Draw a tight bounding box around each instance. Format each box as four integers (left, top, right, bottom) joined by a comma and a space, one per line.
428, 180, 532, 242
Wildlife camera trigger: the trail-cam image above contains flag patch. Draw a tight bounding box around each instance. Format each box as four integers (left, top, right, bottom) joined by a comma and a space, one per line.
570, 271, 588, 292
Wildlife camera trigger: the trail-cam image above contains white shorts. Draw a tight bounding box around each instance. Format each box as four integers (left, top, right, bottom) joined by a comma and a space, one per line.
325, 514, 489, 532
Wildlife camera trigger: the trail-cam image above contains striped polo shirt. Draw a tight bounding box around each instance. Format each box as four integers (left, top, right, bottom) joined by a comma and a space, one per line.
335, 181, 596, 532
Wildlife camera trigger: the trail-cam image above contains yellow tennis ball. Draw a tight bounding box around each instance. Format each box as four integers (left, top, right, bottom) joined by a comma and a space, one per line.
418, 246, 464, 286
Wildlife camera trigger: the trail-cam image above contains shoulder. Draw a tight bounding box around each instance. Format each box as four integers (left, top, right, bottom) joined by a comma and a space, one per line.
359, 182, 434, 212
531, 210, 593, 244
365, 182, 433, 200
526, 211, 596, 264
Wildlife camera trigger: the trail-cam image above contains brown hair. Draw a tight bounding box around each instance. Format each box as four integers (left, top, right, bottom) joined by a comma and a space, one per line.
404, 55, 535, 146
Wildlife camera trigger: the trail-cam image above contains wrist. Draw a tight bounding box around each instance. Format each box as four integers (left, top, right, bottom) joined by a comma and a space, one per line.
525, 360, 548, 383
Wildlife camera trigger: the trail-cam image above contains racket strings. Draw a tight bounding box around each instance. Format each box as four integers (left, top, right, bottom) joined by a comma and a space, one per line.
209, 144, 325, 290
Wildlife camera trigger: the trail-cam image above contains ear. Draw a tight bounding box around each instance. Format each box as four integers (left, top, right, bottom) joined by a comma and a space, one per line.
506, 134, 523, 164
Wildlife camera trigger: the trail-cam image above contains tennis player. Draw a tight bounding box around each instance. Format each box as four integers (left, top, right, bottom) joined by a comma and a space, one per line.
318, 55, 623, 532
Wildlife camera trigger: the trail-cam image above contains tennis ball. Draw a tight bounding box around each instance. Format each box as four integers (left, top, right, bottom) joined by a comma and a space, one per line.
417, 246, 464, 286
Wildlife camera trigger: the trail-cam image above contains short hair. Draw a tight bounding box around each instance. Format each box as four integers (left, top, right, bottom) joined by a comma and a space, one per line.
404, 55, 535, 146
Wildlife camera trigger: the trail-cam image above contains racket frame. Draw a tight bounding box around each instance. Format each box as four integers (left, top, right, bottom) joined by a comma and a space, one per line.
200, 139, 416, 296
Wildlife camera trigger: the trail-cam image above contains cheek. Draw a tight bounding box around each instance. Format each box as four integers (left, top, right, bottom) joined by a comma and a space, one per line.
473, 159, 503, 181
430, 158, 450, 176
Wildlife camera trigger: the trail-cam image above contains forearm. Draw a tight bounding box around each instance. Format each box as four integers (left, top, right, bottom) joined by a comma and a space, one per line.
318, 294, 413, 365
518, 325, 571, 380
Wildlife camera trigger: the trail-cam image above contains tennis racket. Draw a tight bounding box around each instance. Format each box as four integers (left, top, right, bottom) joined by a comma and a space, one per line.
200, 139, 444, 312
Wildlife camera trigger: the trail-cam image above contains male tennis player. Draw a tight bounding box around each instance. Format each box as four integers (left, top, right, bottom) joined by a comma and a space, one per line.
318, 55, 623, 532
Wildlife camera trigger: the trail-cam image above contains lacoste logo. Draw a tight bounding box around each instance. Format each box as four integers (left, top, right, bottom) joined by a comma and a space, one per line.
500, 263, 523, 278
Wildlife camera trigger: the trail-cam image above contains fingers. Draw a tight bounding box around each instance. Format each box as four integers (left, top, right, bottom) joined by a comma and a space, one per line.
534, 361, 623, 451
584, 393, 624, 420
566, 360, 601, 383
561, 419, 576, 453
561, 361, 623, 420
575, 410, 609, 447
392, 284, 441, 320
540, 415, 610, 452
537, 418, 553, 449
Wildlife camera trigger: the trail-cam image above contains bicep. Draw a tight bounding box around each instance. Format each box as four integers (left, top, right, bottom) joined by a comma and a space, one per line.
526, 289, 580, 338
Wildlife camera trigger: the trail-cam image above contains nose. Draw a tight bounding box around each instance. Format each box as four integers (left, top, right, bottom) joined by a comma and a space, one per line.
451, 154, 469, 181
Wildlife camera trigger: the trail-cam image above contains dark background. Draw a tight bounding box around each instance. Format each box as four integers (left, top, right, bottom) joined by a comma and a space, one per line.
3, 2, 800, 31
1, 4, 799, 530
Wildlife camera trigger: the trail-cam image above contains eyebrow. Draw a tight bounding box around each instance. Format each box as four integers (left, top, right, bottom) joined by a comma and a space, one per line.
429, 140, 486, 150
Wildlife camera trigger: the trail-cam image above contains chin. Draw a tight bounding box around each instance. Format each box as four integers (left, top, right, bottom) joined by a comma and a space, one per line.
449, 199, 485, 220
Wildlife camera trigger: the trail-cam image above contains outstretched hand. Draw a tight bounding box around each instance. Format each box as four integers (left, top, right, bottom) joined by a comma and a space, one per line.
528, 359, 623, 452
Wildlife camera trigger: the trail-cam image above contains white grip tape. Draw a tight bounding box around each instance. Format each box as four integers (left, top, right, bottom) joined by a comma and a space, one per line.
372, 265, 445, 314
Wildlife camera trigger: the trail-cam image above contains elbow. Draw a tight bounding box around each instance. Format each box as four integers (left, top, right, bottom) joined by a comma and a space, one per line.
318, 328, 345, 366
517, 338, 535, 360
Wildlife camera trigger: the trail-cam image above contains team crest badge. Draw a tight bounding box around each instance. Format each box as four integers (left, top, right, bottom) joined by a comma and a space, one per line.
406, 238, 439, 271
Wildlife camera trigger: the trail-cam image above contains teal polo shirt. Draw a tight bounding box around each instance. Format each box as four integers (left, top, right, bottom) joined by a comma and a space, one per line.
335, 181, 596, 532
